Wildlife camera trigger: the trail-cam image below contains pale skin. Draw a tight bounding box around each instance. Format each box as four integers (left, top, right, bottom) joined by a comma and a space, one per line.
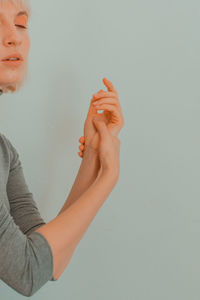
0, 1, 30, 93
0, 1, 124, 281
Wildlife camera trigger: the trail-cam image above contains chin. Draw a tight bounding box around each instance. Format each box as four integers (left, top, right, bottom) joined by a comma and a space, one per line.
0, 65, 28, 94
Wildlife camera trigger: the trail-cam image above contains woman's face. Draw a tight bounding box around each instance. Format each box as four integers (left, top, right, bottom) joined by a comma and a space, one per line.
0, 1, 30, 91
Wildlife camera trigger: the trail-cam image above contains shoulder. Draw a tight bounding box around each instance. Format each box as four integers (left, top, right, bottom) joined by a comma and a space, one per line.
0, 132, 20, 172
0, 132, 10, 155
0, 132, 14, 153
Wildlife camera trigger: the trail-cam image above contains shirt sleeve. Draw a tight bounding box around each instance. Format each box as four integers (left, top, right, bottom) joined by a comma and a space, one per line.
0, 199, 55, 297
2, 135, 56, 283
5, 136, 47, 236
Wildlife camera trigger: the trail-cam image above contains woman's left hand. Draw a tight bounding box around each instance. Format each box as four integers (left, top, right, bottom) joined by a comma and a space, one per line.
78, 77, 124, 158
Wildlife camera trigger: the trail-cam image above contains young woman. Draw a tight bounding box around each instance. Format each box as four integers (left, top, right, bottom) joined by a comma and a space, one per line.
0, 0, 124, 297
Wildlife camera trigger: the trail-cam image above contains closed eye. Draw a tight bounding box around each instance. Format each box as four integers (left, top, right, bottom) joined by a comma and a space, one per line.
15, 24, 27, 29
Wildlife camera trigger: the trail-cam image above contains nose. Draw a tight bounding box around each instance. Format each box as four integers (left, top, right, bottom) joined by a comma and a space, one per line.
3, 27, 22, 47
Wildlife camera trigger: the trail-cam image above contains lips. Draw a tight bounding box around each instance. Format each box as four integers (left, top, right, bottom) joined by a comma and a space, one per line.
2, 52, 23, 61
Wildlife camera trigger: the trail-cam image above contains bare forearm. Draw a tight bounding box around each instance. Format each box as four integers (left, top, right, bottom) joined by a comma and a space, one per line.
58, 146, 100, 215
35, 169, 117, 280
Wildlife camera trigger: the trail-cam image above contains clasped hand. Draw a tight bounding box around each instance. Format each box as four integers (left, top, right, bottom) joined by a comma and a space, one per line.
77, 77, 124, 158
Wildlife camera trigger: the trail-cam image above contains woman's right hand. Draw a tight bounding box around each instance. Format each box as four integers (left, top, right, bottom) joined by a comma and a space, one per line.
92, 118, 121, 179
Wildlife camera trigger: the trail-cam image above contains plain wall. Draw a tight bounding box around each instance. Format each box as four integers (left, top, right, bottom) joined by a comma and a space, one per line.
0, 0, 200, 299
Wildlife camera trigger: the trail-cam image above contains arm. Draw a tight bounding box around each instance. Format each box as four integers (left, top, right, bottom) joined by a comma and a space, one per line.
0, 199, 54, 297
58, 145, 100, 215
4, 135, 47, 235
35, 168, 118, 280
49, 146, 100, 274
4, 134, 100, 282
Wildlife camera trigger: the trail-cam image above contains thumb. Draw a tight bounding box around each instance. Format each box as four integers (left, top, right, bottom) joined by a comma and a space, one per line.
93, 118, 109, 139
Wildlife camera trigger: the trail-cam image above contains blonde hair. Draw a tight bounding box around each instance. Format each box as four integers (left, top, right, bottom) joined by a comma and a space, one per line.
0, 0, 31, 15
0, 0, 31, 94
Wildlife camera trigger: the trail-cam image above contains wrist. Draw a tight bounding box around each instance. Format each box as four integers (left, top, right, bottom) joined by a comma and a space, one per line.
99, 166, 119, 185
84, 144, 98, 157
82, 144, 100, 173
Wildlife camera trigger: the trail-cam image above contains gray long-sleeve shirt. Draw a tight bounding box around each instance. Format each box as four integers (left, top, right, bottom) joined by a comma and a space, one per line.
0, 132, 56, 297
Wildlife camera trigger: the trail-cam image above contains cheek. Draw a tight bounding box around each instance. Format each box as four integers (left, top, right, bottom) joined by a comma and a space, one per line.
23, 35, 30, 56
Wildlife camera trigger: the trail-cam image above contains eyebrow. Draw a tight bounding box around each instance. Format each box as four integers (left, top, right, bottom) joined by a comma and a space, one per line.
0, 10, 29, 19
16, 11, 28, 18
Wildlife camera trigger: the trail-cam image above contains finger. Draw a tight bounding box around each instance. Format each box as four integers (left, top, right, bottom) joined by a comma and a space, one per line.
102, 78, 117, 93
94, 104, 121, 121
79, 137, 85, 144
88, 97, 102, 115
92, 97, 119, 107
79, 136, 85, 143
78, 151, 83, 158
92, 91, 118, 101
79, 144, 84, 151
91, 89, 105, 99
